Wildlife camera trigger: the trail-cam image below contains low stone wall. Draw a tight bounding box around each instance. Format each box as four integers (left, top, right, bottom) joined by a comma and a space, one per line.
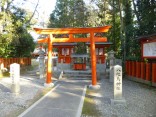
96, 64, 106, 80
96, 64, 106, 73
126, 75, 156, 87
57, 63, 71, 70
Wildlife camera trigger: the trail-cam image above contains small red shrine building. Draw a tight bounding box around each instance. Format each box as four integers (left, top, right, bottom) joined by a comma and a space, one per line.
53, 42, 76, 64
86, 42, 112, 64
51, 42, 112, 71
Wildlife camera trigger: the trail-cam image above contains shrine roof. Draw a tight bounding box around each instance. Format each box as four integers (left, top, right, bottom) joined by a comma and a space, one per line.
86, 42, 113, 45
137, 33, 156, 41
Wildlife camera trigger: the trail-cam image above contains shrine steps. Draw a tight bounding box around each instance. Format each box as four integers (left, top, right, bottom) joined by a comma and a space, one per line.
62, 70, 92, 80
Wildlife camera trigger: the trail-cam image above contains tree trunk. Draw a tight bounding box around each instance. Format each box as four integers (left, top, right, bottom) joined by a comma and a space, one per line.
118, 0, 125, 65
132, 0, 141, 26
112, 0, 116, 51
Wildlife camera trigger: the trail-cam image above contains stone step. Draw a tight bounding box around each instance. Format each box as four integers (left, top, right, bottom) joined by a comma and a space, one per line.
63, 70, 91, 74
63, 74, 91, 77
62, 70, 92, 80
63, 77, 91, 80
64, 72, 91, 76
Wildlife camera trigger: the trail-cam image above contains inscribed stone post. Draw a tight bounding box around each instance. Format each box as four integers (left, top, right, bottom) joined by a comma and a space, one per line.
114, 65, 122, 99
111, 65, 126, 105
10, 63, 20, 94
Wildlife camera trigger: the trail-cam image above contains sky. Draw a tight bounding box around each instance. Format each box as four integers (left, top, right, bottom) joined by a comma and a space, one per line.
35, 0, 57, 24
13, 0, 91, 40
13, 0, 57, 40
13, 0, 56, 24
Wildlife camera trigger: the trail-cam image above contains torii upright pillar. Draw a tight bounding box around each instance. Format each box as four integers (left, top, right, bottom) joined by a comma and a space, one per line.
44, 34, 54, 87
89, 32, 100, 89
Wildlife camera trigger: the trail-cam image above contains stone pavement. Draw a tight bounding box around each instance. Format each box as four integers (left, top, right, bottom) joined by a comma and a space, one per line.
18, 78, 90, 117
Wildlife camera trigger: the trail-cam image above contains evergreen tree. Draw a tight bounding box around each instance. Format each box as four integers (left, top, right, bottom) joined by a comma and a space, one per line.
48, 0, 88, 54
0, 0, 35, 57
48, 0, 87, 28
135, 0, 156, 35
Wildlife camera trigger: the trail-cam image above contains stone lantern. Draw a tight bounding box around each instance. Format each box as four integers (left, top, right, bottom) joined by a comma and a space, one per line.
108, 50, 115, 59
38, 48, 45, 79
108, 50, 115, 82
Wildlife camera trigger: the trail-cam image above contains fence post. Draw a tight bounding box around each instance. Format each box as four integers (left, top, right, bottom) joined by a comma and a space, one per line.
132, 61, 135, 77
0, 58, 3, 70
141, 62, 145, 80
4, 58, 7, 68
145, 63, 150, 81
125, 61, 128, 75
136, 62, 141, 78
128, 61, 131, 76
152, 63, 156, 83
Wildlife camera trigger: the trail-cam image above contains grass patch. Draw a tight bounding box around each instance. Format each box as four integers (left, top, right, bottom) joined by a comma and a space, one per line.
81, 89, 102, 117
0, 71, 10, 78
20, 65, 35, 74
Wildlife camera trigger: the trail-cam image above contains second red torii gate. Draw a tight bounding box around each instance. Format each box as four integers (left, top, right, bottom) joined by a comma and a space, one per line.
34, 26, 111, 88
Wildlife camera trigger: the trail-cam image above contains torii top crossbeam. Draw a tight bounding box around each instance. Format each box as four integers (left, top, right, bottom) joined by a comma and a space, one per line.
34, 26, 111, 34
34, 26, 111, 88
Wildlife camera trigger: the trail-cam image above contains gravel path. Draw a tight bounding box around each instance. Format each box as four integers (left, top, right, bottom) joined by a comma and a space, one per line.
0, 75, 46, 117
93, 78, 156, 117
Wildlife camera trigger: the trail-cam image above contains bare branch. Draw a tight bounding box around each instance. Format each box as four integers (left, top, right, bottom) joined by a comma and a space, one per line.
25, 0, 40, 26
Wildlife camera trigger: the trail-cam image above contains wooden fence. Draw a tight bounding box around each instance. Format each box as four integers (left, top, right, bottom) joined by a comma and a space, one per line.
125, 61, 156, 86
0, 58, 31, 69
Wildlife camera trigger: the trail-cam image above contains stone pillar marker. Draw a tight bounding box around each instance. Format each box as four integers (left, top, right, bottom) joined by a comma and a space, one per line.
111, 65, 126, 105
38, 48, 45, 79
108, 50, 115, 82
10, 63, 20, 94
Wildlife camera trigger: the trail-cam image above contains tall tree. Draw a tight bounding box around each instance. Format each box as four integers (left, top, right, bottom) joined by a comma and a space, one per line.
90, 0, 122, 58
49, 0, 87, 28
0, 0, 35, 57
124, 0, 156, 61
48, 0, 73, 28
48, 0, 88, 54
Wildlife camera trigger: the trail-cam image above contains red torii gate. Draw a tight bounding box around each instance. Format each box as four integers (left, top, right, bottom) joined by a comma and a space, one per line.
34, 26, 111, 88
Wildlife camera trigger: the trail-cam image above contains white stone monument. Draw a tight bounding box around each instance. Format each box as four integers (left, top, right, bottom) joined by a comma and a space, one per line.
111, 65, 126, 105
38, 48, 45, 79
10, 63, 20, 94
108, 50, 115, 82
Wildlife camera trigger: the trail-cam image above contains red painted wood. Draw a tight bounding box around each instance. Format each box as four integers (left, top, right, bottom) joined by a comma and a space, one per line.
152, 63, 156, 83
145, 63, 150, 81
141, 62, 145, 79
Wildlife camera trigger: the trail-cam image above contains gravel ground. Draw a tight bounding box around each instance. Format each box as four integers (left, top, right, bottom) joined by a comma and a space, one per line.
93, 78, 156, 117
1, 61, 156, 117
0, 74, 46, 117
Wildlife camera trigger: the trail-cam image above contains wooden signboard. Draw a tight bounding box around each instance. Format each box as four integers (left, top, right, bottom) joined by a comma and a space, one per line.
142, 40, 156, 59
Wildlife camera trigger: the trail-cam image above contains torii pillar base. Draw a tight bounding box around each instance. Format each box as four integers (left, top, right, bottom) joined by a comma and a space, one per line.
88, 84, 100, 90
44, 83, 54, 88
